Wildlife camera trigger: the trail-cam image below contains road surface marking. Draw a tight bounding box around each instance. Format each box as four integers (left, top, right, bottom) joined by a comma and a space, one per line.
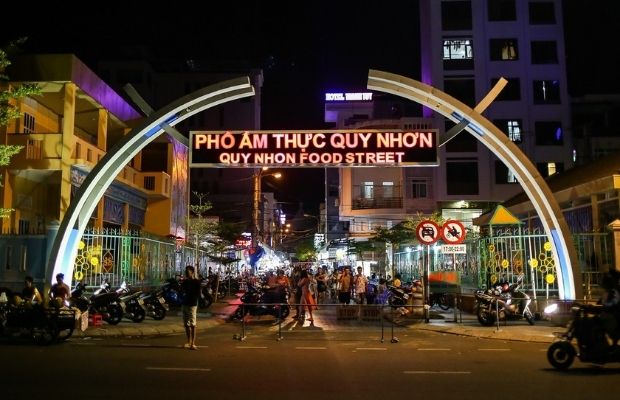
404, 371, 471, 374
355, 348, 387, 351
236, 346, 268, 349
417, 348, 451, 351
477, 348, 510, 351
146, 367, 211, 372
296, 346, 327, 350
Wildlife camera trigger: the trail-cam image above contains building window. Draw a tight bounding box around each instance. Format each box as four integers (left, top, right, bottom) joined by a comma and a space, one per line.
537, 162, 564, 177
412, 179, 428, 199
492, 78, 521, 101
529, 2, 555, 25
382, 182, 394, 198
494, 119, 523, 143
535, 121, 563, 145
441, 1, 472, 31
489, 39, 518, 61
488, 0, 516, 21
444, 78, 476, 107
361, 182, 374, 199
531, 41, 558, 64
533, 80, 561, 104
446, 160, 479, 195
495, 161, 518, 184
23, 113, 35, 134
443, 38, 474, 70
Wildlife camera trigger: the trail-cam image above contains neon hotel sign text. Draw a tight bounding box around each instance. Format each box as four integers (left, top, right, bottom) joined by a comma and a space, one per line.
189, 130, 438, 168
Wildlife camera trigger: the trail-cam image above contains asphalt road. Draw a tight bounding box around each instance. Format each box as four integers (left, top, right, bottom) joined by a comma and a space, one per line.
1, 322, 619, 400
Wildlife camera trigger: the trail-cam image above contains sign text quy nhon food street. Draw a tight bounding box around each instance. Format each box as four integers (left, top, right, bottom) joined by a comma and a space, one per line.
190, 130, 438, 168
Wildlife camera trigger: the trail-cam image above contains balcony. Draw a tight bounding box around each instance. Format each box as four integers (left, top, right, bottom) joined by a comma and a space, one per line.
6, 133, 170, 199
352, 197, 403, 210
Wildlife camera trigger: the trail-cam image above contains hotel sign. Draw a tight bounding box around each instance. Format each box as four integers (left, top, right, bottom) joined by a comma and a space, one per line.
190, 130, 438, 168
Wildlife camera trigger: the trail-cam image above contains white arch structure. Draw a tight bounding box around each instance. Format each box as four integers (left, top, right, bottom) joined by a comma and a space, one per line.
368, 69, 581, 299
47, 77, 255, 287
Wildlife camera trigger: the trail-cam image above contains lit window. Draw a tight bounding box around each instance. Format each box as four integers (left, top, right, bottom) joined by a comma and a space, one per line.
507, 120, 522, 143
361, 182, 374, 199
547, 162, 557, 176
443, 39, 473, 60
23, 113, 35, 134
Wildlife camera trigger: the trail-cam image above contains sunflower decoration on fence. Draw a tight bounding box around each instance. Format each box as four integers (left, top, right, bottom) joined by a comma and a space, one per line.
528, 241, 557, 287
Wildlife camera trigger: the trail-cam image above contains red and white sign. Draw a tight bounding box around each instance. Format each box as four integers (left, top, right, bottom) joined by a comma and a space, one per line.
416, 220, 440, 245
441, 220, 466, 244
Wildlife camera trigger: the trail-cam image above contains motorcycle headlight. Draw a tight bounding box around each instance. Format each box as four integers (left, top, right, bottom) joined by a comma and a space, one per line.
544, 303, 558, 314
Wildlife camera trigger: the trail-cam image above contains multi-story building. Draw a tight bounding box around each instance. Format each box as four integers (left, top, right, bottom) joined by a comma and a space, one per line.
324, 0, 574, 273
0, 54, 185, 284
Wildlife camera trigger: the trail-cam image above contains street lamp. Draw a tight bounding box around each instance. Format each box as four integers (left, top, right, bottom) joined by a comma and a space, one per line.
251, 168, 281, 251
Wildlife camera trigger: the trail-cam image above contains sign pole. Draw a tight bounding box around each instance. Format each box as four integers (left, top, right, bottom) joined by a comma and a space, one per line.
425, 244, 430, 323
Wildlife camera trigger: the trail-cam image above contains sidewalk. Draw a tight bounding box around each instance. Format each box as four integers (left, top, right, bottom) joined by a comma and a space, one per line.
74, 298, 563, 344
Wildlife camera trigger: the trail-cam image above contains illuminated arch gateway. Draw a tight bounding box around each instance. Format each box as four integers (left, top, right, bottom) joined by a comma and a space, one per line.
367, 69, 580, 299
47, 77, 255, 288
48, 72, 581, 300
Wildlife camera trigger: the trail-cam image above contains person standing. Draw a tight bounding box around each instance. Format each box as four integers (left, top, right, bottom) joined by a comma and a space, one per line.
338, 267, 353, 305
298, 269, 317, 323
354, 267, 368, 304
181, 265, 202, 350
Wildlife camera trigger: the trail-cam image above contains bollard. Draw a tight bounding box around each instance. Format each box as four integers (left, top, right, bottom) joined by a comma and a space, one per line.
453, 295, 458, 323
240, 303, 247, 341
380, 305, 385, 343
276, 303, 283, 341
495, 298, 500, 332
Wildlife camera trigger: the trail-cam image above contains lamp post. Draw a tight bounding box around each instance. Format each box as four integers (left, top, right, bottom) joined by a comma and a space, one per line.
251, 168, 281, 251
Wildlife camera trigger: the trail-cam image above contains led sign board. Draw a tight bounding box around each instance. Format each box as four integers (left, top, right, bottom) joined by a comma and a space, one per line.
190, 130, 438, 168
325, 92, 373, 101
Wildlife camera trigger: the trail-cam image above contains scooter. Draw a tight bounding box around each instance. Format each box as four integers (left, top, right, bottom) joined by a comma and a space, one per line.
547, 303, 620, 369
475, 274, 535, 326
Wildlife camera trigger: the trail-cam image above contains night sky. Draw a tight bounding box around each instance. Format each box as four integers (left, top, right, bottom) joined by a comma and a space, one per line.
2, 1, 619, 214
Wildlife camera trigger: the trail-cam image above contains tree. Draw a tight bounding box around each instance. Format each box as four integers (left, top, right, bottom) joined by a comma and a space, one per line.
294, 236, 317, 262
0, 38, 41, 218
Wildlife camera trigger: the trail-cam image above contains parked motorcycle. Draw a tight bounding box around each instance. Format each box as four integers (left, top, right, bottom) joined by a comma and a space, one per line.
232, 284, 290, 320
138, 288, 168, 320
115, 282, 147, 323
71, 281, 124, 325
475, 274, 534, 326
547, 303, 620, 369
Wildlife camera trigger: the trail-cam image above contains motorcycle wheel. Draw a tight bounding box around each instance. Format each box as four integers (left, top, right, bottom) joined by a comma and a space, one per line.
233, 306, 246, 320
32, 321, 58, 346
151, 305, 166, 321
199, 294, 213, 309
277, 305, 290, 319
477, 306, 495, 326
104, 304, 123, 325
547, 341, 575, 370
524, 309, 535, 325
131, 307, 146, 323
437, 294, 450, 311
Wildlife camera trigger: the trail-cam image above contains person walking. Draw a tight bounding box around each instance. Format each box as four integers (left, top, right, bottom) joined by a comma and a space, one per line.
181, 265, 202, 350
298, 269, 317, 323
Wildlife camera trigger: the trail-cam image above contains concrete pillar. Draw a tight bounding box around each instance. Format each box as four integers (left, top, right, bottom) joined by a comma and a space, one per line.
97, 108, 108, 151
1, 170, 14, 233
59, 83, 76, 222
607, 219, 620, 273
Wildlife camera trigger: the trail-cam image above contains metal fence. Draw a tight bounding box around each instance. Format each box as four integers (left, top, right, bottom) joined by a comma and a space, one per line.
74, 228, 212, 290
393, 229, 612, 300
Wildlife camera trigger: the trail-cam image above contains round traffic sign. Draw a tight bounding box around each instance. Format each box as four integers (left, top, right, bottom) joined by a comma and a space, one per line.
416, 220, 440, 244
441, 220, 466, 244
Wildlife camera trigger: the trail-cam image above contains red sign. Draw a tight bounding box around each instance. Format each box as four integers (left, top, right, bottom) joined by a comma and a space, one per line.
441, 220, 466, 244
416, 220, 440, 245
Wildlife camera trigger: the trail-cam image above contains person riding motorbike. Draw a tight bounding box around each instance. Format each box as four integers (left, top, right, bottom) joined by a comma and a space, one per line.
600, 269, 620, 348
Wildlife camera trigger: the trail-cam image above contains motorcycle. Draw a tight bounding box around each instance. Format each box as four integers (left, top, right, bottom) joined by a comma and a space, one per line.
71, 281, 124, 325
547, 303, 620, 369
138, 288, 168, 320
161, 277, 212, 309
475, 274, 535, 326
115, 282, 147, 323
232, 284, 290, 320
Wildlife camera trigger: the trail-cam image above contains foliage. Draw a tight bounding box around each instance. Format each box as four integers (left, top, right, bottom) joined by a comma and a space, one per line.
295, 236, 317, 262
0, 38, 42, 218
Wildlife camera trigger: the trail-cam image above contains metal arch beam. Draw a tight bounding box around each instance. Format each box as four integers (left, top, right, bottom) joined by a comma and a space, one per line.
48, 77, 255, 287
368, 69, 581, 300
